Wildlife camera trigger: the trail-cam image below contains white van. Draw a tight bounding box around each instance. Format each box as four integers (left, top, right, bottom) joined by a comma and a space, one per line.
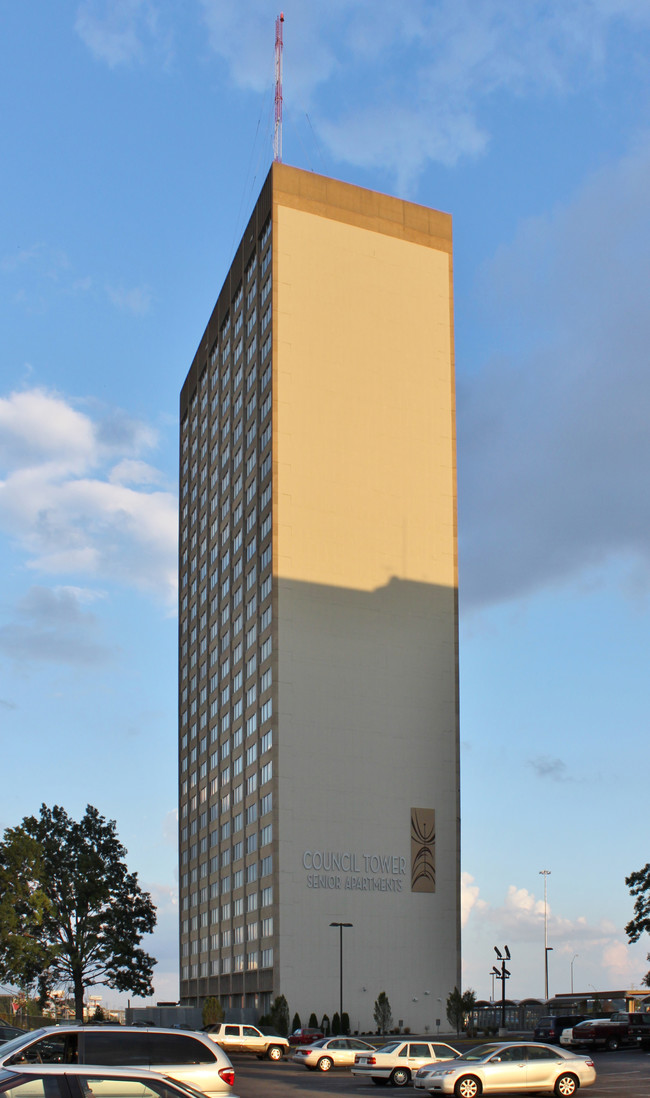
0, 1027, 236, 1098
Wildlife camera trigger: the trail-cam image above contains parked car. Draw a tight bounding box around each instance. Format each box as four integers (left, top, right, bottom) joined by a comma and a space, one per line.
533, 1016, 585, 1044
351, 1040, 460, 1087
288, 1028, 324, 1046
0, 1026, 236, 1098
0, 1062, 228, 1098
202, 1023, 289, 1060
565, 1012, 650, 1051
292, 1037, 375, 1071
412, 1042, 596, 1097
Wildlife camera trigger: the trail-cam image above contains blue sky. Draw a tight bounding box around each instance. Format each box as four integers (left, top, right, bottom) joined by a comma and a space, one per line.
2, 0, 650, 1009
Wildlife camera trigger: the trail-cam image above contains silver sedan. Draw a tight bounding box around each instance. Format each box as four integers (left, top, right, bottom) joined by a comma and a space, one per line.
413, 1042, 596, 1097
293, 1037, 376, 1071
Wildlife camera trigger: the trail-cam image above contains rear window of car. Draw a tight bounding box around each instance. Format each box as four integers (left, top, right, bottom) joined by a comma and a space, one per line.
376, 1043, 400, 1054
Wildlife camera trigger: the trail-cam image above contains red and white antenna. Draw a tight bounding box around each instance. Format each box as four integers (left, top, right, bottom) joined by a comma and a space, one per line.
273, 12, 284, 163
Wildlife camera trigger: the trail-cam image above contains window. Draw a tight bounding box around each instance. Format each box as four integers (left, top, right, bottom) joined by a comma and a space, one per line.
261, 855, 272, 877
261, 823, 272, 847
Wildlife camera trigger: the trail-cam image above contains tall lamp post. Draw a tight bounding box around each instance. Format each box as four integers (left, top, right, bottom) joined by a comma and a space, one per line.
539, 869, 551, 1000
570, 954, 579, 995
492, 945, 511, 1030
330, 922, 353, 1029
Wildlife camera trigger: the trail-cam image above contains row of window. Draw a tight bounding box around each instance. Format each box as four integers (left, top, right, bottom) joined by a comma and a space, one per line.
181, 946, 273, 981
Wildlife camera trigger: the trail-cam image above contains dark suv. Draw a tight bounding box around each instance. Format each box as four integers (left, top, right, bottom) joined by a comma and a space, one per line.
534, 1015, 585, 1043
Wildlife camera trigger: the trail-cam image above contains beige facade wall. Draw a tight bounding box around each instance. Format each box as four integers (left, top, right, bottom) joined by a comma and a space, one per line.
272, 167, 459, 1032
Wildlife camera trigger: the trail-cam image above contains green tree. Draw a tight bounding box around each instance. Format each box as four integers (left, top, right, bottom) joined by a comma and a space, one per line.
341, 1011, 350, 1035
332, 1010, 341, 1035
291, 1011, 301, 1032
202, 997, 224, 1026
373, 991, 393, 1034
446, 987, 476, 1035
321, 1013, 330, 1035
625, 862, 650, 986
308, 1012, 318, 1028
270, 994, 290, 1036
0, 804, 157, 1021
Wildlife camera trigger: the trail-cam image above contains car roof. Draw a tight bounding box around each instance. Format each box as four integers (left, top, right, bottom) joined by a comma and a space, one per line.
3, 1065, 194, 1081
10, 1026, 206, 1038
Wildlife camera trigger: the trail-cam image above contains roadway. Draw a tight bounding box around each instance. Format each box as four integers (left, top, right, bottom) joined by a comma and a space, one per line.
231, 1047, 650, 1098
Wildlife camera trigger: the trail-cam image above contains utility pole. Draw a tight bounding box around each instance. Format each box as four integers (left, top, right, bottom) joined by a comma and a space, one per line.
273, 13, 284, 163
539, 869, 551, 1000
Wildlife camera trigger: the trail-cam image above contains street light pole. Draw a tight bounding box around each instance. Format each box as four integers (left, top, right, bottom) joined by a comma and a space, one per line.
571, 954, 579, 995
539, 869, 551, 1000
330, 922, 353, 1029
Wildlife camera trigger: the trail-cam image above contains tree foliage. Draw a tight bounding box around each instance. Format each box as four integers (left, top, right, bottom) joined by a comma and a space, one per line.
341, 1011, 350, 1035
373, 991, 393, 1034
332, 1010, 341, 1035
625, 862, 650, 986
308, 1012, 318, 1028
270, 994, 290, 1036
291, 1011, 301, 1032
321, 1013, 330, 1035
0, 804, 157, 1019
446, 987, 476, 1034
202, 997, 224, 1026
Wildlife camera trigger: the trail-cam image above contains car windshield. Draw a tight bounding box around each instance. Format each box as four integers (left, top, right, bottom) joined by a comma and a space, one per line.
455, 1045, 501, 1062
0, 1031, 46, 1059
376, 1043, 400, 1054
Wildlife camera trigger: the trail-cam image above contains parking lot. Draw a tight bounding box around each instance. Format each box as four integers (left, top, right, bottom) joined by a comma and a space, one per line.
231, 1047, 650, 1098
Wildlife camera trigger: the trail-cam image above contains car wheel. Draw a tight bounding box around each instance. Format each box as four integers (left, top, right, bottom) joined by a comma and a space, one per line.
554, 1074, 579, 1097
372, 1079, 388, 1086
390, 1068, 411, 1087
454, 1076, 482, 1098
267, 1045, 283, 1061
318, 1057, 334, 1072
605, 1037, 619, 1051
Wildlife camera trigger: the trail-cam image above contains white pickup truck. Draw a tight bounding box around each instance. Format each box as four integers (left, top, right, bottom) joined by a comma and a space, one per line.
203, 1023, 289, 1060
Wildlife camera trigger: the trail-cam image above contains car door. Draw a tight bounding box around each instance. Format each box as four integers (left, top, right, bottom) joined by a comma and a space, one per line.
482, 1045, 527, 1090
407, 1044, 437, 1071
242, 1027, 265, 1055
219, 1027, 241, 1054
146, 1033, 227, 1095
524, 1044, 569, 1088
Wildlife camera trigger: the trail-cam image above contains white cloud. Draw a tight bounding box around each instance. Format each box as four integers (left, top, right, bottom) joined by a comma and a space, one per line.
460, 136, 650, 609
462, 871, 488, 928
106, 284, 153, 316
0, 387, 177, 604
461, 875, 649, 995
75, 0, 165, 68
199, 0, 650, 187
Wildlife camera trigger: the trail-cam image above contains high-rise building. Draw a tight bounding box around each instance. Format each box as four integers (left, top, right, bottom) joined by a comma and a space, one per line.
178, 164, 459, 1030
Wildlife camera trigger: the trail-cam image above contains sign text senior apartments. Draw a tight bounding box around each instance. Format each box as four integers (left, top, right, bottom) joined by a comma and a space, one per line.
303, 849, 406, 892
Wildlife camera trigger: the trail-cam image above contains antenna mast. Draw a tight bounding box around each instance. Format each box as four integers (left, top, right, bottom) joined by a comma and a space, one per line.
274, 13, 284, 163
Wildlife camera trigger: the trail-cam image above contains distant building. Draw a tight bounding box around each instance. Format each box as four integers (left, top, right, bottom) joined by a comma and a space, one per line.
178, 164, 460, 1031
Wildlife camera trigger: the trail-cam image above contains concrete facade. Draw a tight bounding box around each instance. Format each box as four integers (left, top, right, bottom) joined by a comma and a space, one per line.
178, 164, 459, 1033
